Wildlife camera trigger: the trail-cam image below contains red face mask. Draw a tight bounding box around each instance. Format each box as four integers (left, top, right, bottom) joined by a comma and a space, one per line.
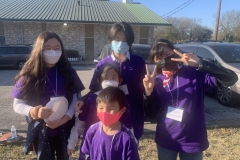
97, 109, 123, 127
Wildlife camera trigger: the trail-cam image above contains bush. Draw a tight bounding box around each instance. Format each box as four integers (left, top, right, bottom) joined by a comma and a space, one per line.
65, 49, 79, 57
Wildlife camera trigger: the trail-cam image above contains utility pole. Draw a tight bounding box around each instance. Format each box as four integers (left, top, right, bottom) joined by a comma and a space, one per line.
214, 0, 222, 41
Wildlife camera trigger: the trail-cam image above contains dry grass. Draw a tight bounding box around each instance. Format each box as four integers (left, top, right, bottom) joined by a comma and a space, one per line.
0, 128, 240, 160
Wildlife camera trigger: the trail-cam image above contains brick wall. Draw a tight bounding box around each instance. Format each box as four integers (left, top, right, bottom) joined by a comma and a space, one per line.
4, 21, 154, 59
4, 21, 41, 45
94, 24, 110, 58
148, 26, 154, 45
46, 23, 85, 56
132, 25, 140, 44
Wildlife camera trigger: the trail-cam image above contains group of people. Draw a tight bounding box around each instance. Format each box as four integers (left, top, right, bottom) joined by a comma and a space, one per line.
12, 21, 238, 160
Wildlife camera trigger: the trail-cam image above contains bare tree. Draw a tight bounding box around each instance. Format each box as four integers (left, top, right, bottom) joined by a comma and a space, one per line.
218, 10, 240, 42
154, 17, 179, 42
154, 17, 213, 43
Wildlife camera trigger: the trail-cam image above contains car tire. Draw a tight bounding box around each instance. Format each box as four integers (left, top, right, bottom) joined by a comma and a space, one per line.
215, 85, 237, 107
17, 60, 26, 69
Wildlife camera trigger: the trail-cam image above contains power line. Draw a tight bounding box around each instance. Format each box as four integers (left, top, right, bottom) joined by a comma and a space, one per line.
162, 0, 191, 17
163, 0, 194, 18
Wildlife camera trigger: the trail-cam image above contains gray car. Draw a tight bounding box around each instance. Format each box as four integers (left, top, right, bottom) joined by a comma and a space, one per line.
0, 45, 32, 69
175, 42, 240, 107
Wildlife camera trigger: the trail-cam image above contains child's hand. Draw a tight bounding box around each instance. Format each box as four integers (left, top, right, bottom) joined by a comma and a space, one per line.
29, 105, 42, 119
37, 107, 53, 119
171, 49, 200, 67
75, 100, 84, 113
67, 147, 75, 156
143, 64, 157, 95
46, 115, 70, 129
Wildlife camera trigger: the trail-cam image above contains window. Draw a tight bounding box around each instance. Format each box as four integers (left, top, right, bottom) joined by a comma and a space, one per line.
139, 39, 148, 45
178, 46, 198, 54
0, 36, 5, 45
0, 22, 5, 45
16, 47, 31, 54
197, 47, 214, 60
85, 24, 94, 60
139, 26, 149, 44
85, 24, 94, 38
0, 47, 15, 54
211, 46, 240, 63
41, 23, 46, 32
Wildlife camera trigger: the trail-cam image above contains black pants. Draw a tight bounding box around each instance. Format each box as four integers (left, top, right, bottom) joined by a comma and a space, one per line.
33, 134, 64, 160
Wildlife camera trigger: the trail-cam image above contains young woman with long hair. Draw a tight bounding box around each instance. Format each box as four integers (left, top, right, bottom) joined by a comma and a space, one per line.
12, 32, 85, 160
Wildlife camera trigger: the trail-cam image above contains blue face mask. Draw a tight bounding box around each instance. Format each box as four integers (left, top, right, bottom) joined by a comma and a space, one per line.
111, 41, 129, 54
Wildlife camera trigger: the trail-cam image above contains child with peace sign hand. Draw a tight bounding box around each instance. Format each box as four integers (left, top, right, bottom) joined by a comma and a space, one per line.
143, 39, 237, 160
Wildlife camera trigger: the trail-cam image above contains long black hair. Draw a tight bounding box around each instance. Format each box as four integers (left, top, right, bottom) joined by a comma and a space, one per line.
15, 31, 79, 104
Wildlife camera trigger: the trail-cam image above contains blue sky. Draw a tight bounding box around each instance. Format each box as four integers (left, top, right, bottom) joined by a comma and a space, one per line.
112, 0, 240, 29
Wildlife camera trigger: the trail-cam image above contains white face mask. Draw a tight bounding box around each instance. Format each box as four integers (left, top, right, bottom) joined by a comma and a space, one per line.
101, 80, 119, 89
43, 50, 62, 64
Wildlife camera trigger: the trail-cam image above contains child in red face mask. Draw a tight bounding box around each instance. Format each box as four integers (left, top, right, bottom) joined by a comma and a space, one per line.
67, 64, 133, 159
81, 87, 139, 160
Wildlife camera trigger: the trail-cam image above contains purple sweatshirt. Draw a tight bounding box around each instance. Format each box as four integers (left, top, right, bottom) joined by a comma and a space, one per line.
81, 122, 140, 160
153, 66, 217, 152
12, 66, 85, 136
89, 55, 146, 139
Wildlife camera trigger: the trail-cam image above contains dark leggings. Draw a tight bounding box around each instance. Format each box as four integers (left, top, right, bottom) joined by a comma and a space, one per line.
33, 134, 64, 160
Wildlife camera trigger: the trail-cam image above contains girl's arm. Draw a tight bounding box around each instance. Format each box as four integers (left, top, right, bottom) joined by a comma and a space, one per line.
13, 98, 52, 119
67, 117, 86, 155
200, 59, 238, 87
13, 98, 33, 116
65, 93, 78, 119
144, 90, 161, 119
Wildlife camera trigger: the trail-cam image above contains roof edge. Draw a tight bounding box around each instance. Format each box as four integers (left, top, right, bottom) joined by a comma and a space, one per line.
0, 19, 171, 26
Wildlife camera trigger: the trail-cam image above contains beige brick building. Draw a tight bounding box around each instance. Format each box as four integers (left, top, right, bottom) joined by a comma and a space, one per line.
0, 0, 170, 60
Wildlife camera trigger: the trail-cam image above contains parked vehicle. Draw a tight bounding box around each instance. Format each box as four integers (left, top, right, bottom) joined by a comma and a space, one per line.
94, 44, 155, 72
175, 42, 240, 107
65, 49, 84, 62
0, 45, 32, 69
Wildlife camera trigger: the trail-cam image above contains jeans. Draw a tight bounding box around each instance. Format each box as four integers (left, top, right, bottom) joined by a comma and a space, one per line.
157, 145, 203, 160
33, 134, 65, 160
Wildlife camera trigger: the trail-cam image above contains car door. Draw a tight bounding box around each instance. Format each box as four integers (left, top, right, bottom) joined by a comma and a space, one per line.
0, 47, 16, 66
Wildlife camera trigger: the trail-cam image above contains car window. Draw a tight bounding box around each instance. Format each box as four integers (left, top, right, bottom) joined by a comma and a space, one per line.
196, 47, 214, 60
0, 47, 15, 54
177, 46, 198, 54
211, 46, 240, 63
132, 48, 150, 61
16, 47, 31, 54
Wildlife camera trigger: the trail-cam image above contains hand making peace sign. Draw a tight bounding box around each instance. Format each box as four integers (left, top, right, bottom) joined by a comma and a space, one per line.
143, 64, 157, 96
171, 49, 200, 67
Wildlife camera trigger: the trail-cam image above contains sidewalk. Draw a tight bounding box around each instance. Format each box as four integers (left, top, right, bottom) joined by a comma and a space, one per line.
70, 60, 95, 66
